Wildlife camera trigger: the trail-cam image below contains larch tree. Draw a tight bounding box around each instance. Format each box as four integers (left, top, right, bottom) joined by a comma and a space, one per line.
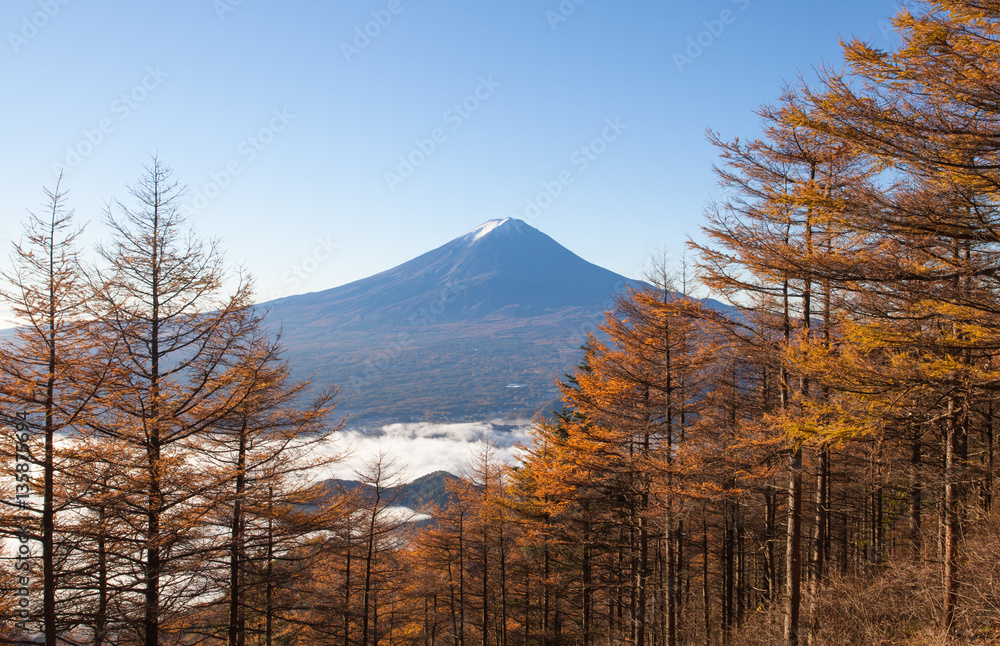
87, 156, 261, 646
791, 2, 1000, 633
351, 450, 410, 646
692, 89, 866, 646
0, 175, 108, 646
196, 319, 342, 646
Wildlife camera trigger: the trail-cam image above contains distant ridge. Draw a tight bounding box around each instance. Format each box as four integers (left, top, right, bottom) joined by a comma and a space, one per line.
315, 470, 465, 514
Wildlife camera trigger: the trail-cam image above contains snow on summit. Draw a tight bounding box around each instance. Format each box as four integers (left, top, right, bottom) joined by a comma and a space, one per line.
467, 217, 531, 242
469, 218, 510, 241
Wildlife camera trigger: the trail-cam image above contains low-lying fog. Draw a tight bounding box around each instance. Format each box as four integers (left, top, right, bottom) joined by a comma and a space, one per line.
316, 420, 535, 482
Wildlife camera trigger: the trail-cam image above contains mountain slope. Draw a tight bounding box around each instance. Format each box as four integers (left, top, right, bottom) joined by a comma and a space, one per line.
260, 219, 641, 423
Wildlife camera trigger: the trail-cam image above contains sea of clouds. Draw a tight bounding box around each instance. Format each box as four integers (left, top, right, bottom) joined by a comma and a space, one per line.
314, 419, 535, 482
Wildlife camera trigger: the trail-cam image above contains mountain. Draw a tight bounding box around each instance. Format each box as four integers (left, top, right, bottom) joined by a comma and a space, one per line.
260, 218, 643, 423
313, 470, 465, 515
265, 218, 633, 326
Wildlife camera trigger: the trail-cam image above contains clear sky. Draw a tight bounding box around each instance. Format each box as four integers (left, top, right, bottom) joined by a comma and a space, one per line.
1, 0, 899, 309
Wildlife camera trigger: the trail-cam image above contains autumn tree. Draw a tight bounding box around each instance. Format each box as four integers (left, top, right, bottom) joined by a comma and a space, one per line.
194, 319, 342, 646
412, 485, 474, 646
54, 433, 139, 645
0, 175, 109, 645
86, 156, 262, 645
692, 86, 868, 645
349, 450, 412, 646
783, 2, 1000, 634
507, 273, 756, 646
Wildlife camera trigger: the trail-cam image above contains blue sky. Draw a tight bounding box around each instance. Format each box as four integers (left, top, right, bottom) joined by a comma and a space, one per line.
1, 0, 899, 309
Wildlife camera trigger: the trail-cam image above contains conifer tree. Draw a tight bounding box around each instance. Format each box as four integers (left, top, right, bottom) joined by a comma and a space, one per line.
791, 3, 1000, 632
87, 157, 260, 645
196, 320, 341, 646
693, 89, 865, 645
0, 175, 106, 645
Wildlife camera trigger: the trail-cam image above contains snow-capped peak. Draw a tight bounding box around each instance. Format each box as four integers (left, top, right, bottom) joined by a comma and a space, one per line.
466, 218, 531, 242
469, 218, 510, 241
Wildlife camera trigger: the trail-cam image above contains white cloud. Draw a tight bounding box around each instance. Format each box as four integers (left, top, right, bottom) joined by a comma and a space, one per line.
316, 420, 534, 482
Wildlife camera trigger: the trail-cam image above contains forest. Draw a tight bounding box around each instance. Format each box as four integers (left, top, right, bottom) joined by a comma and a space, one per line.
4, 1, 1000, 645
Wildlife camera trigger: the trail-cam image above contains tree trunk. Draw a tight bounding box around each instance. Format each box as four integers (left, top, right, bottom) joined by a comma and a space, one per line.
667, 519, 677, 646
266, 487, 275, 646
764, 486, 777, 602
543, 541, 550, 646
583, 518, 592, 646
143, 191, 163, 646
95, 500, 108, 646
346, 547, 352, 646
723, 508, 733, 634
784, 447, 803, 646
909, 428, 922, 555
145, 440, 162, 646
983, 399, 994, 512
702, 509, 710, 646
499, 523, 508, 646
676, 522, 684, 639
523, 566, 530, 646
459, 513, 466, 646
229, 423, 248, 646
807, 446, 828, 644
448, 557, 459, 646
635, 511, 648, 646
363, 490, 381, 646
736, 514, 744, 627
44, 337, 56, 646
943, 399, 960, 633
482, 498, 489, 646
